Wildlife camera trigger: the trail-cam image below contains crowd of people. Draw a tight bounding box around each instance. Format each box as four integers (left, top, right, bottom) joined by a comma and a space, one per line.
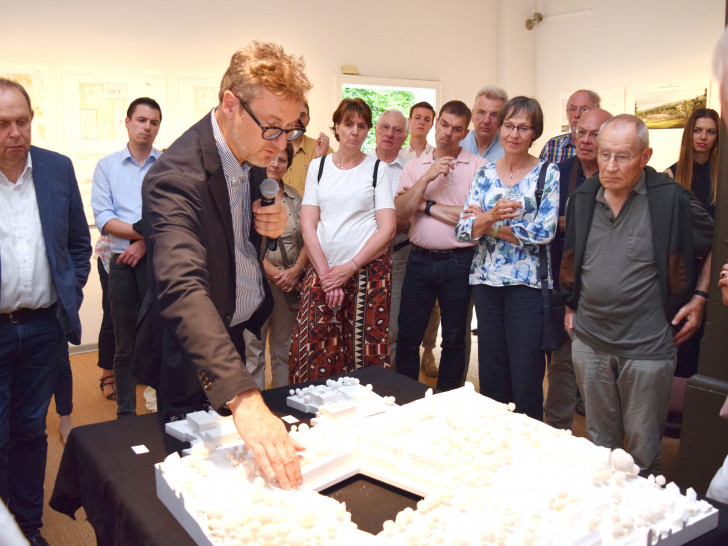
1, 33, 727, 544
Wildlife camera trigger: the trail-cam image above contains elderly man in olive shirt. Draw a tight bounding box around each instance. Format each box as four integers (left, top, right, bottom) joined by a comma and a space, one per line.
560, 115, 712, 475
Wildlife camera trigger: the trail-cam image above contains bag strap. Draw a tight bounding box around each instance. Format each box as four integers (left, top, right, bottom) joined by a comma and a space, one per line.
279, 239, 291, 268
318, 155, 380, 189
317, 154, 326, 182
568, 158, 581, 197
536, 162, 551, 299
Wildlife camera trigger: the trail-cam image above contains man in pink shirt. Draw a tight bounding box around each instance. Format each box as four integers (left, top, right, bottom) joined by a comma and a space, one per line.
394, 100, 487, 390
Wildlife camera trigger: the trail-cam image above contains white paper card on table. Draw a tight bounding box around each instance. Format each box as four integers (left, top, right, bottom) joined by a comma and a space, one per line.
132, 444, 150, 454
281, 415, 300, 424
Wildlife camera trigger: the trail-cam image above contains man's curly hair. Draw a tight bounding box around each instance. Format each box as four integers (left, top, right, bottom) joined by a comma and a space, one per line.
219, 41, 312, 104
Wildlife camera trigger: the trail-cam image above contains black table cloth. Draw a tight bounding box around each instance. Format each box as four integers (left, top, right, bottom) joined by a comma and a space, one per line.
50, 366, 726, 544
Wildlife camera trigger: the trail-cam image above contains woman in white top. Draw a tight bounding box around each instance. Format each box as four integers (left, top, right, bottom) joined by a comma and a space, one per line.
289, 98, 396, 382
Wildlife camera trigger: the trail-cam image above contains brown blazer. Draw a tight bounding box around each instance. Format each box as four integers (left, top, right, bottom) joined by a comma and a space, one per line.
134, 114, 273, 421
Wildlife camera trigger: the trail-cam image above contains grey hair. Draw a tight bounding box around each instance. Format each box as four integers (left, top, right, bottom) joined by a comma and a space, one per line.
598, 114, 649, 148
473, 85, 508, 108
713, 27, 728, 101
568, 89, 601, 109
377, 109, 409, 133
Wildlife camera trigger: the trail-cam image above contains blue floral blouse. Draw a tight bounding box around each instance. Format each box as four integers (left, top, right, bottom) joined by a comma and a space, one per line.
455, 161, 559, 289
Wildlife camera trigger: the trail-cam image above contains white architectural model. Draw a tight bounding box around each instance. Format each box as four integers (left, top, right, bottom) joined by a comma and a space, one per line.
286, 376, 396, 421
156, 382, 718, 545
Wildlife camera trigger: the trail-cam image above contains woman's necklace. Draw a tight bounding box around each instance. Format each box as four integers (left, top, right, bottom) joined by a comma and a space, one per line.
334, 153, 364, 170
502, 158, 534, 179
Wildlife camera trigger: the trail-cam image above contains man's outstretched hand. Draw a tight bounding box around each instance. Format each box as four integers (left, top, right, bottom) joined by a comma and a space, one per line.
229, 389, 304, 490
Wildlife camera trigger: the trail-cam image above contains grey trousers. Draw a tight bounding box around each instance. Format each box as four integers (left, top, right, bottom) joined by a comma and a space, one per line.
544, 338, 577, 430
244, 283, 297, 390
571, 336, 675, 475
388, 244, 412, 368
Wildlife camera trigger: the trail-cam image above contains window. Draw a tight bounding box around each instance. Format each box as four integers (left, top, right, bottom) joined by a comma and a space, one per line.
337, 75, 440, 152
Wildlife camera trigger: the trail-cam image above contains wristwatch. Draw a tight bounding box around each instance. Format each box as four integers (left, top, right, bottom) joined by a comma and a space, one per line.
425, 200, 436, 216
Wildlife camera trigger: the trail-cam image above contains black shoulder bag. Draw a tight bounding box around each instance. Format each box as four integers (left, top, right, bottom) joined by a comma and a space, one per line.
535, 162, 570, 351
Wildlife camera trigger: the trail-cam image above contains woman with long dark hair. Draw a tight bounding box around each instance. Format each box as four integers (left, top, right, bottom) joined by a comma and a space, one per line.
665, 107, 719, 378
666, 108, 719, 218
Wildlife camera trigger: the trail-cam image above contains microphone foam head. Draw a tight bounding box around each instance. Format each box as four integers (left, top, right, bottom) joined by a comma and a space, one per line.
260, 178, 279, 200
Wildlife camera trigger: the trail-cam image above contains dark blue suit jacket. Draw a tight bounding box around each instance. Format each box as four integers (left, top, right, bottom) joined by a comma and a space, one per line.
14, 146, 91, 344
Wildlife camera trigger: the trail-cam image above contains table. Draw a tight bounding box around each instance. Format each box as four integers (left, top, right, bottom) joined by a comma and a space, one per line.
51, 367, 728, 545
50, 366, 429, 544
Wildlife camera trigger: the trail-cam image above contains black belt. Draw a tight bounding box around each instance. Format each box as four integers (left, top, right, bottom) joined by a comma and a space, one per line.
410, 244, 474, 259
392, 239, 411, 252
0, 304, 57, 324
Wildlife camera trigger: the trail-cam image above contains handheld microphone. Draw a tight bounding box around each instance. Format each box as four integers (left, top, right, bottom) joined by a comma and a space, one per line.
259, 178, 279, 260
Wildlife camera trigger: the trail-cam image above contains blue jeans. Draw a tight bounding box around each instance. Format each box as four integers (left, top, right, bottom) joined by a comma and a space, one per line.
0, 309, 65, 538
54, 349, 72, 416
474, 284, 545, 421
396, 248, 473, 391
109, 254, 148, 418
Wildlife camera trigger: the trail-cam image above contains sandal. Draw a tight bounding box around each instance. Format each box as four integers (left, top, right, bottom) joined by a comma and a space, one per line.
100, 375, 117, 400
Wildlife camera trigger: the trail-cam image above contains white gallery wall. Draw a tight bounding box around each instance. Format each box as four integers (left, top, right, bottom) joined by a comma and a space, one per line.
532, 0, 725, 168
1, 0, 725, 348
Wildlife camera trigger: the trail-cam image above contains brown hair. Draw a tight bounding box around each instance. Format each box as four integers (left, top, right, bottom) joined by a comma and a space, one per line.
127, 97, 162, 121
675, 108, 720, 205
0, 77, 32, 111
219, 41, 312, 104
439, 100, 472, 126
498, 96, 544, 142
283, 142, 294, 167
409, 101, 436, 119
330, 98, 372, 141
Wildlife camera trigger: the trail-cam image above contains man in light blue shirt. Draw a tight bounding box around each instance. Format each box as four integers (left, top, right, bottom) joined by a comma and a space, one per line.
91, 97, 162, 418
459, 85, 508, 163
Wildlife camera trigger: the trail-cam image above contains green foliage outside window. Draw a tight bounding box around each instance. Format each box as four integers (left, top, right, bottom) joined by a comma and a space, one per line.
341, 87, 416, 152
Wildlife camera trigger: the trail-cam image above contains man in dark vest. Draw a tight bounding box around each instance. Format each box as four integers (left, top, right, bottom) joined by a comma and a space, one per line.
560, 114, 712, 475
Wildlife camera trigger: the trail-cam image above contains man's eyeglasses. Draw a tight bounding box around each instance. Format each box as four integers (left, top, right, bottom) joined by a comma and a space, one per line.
238, 98, 305, 141
597, 150, 643, 166
576, 129, 599, 140
568, 106, 590, 114
379, 123, 405, 135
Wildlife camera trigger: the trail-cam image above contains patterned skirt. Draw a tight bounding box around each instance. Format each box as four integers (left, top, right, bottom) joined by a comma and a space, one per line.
289, 252, 392, 383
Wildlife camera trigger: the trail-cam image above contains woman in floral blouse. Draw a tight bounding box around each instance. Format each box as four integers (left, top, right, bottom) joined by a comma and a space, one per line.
455, 96, 559, 420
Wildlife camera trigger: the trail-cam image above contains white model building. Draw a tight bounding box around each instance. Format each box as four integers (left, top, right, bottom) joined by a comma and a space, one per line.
156, 382, 718, 545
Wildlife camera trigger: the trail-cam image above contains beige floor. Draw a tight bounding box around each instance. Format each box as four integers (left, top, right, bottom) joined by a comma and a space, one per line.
39, 344, 680, 544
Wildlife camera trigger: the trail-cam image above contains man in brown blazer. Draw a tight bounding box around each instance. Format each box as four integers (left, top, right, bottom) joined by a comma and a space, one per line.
140, 42, 312, 490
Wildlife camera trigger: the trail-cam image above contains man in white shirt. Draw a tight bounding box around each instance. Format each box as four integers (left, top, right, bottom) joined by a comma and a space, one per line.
400, 102, 435, 161
0, 78, 91, 546
368, 110, 409, 366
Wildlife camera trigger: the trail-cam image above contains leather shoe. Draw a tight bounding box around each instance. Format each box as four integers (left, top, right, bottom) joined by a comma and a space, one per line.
27, 534, 50, 546
420, 351, 439, 378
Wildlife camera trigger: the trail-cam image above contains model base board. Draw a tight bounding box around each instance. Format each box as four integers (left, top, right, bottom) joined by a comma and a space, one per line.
156, 382, 717, 545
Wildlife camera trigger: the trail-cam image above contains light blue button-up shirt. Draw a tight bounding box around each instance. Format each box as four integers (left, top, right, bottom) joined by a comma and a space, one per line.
91, 146, 161, 253
460, 131, 504, 163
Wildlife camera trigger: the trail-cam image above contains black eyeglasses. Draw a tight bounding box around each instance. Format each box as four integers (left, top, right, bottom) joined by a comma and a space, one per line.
238, 98, 305, 141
